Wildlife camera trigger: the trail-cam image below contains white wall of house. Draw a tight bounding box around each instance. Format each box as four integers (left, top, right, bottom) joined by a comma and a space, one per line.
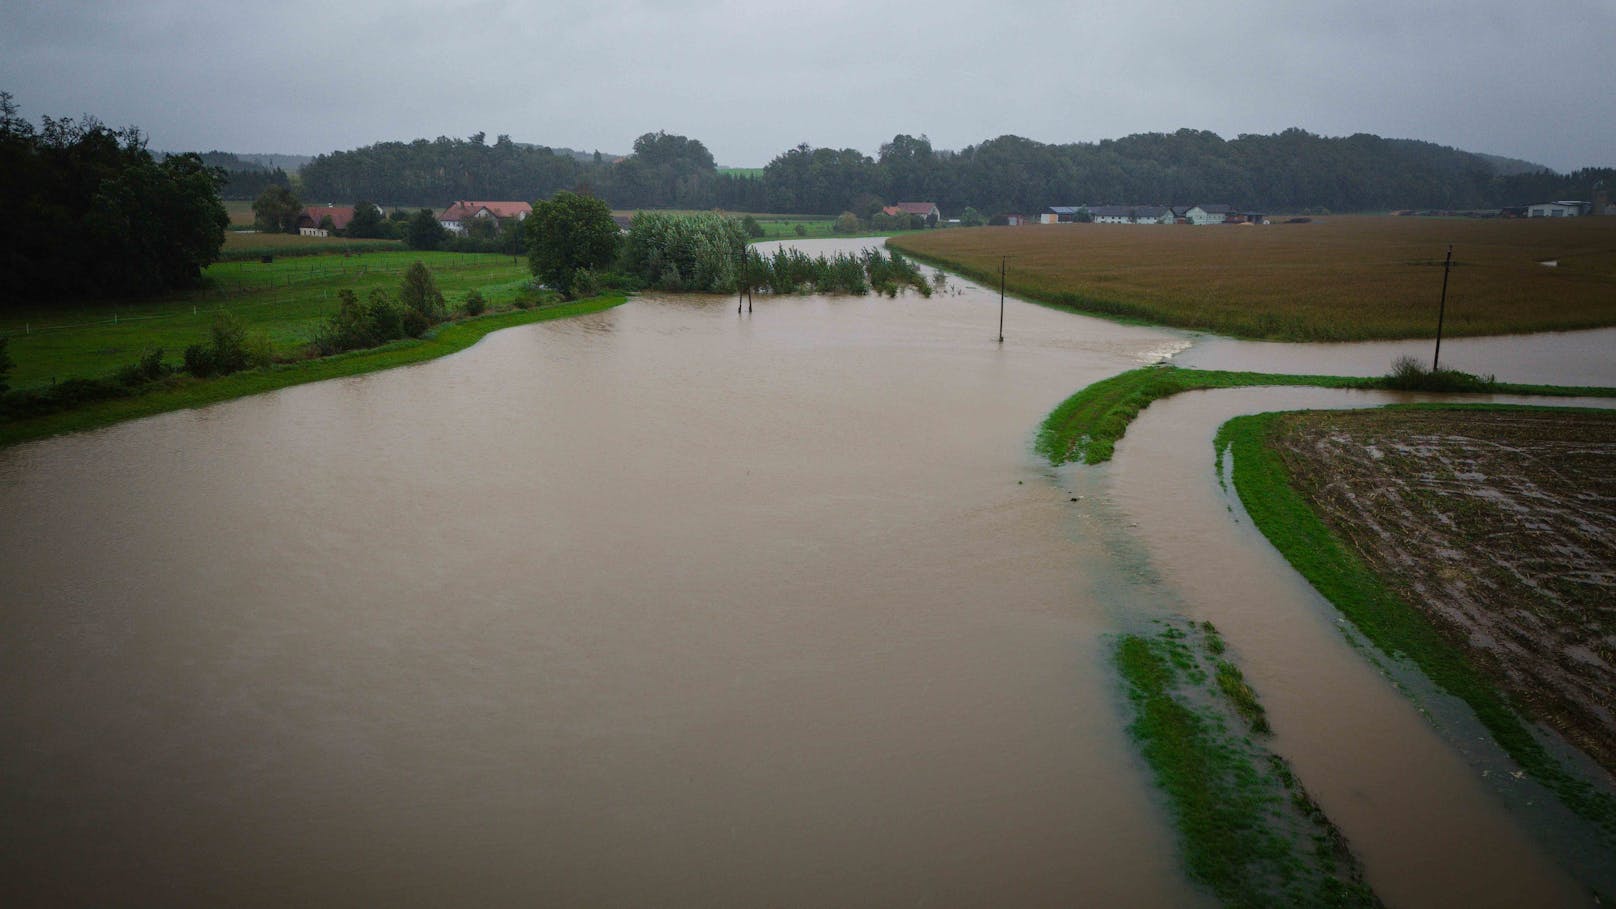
1527, 203, 1578, 217
1186, 206, 1226, 225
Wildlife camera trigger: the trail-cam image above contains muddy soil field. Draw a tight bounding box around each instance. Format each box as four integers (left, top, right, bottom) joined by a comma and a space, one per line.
1269, 408, 1616, 776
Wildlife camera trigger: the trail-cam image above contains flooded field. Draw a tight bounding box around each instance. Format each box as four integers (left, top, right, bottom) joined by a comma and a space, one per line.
1174, 326, 1616, 387
1, 240, 1610, 905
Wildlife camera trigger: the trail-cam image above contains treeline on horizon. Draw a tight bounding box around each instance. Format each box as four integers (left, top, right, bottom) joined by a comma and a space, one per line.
292, 128, 1612, 216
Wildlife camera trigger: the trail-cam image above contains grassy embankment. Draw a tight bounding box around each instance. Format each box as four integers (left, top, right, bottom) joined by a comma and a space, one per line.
889, 215, 1616, 340
1, 250, 621, 448
1117, 620, 1381, 907
1215, 408, 1616, 843
1035, 365, 1616, 466
0, 296, 624, 450
3, 251, 530, 390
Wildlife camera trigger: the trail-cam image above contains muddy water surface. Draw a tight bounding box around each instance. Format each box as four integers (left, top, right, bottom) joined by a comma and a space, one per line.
1174, 327, 1616, 387
2, 239, 1608, 906
0, 282, 1195, 906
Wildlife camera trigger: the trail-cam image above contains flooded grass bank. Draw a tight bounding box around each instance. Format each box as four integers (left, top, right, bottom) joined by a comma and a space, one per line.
1037, 364, 1616, 467
1216, 407, 1616, 847
1117, 619, 1382, 907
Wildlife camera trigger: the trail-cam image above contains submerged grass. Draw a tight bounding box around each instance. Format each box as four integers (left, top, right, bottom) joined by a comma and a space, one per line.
1116, 620, 1380, 907
1035, 364, 1616, 467
0, 296, 626, 450
1215, 410, 1616, 842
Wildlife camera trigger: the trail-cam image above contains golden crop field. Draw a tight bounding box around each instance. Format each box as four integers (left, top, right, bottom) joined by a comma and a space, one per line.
889, 216, 1616, 340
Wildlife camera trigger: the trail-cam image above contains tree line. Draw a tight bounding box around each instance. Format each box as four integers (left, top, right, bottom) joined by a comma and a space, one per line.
299, 126, 1611, 216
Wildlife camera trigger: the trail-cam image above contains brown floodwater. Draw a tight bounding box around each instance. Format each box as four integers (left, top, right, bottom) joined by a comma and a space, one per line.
0, 239, 1607, 906
1174, 327, 1616, 387
0, 269, 1198, 906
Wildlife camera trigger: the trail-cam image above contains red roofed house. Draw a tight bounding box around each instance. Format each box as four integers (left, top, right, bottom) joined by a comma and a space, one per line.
880, 201, 941, 226
439, 201, 534, 235
297, 206, 358, 236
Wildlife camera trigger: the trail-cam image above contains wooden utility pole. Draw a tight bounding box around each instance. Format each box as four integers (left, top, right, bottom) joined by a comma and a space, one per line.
1433, 245, 1452, 372
998, 256, 1006, 343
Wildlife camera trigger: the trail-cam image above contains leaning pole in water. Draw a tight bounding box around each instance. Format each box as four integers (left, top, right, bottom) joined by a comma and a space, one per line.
1433, 244, 1452, 372
998, 256, 1006, 343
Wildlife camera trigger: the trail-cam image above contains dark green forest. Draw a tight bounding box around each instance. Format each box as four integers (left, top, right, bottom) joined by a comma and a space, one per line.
1, 93, 227, 303
299, 127, 1611, 215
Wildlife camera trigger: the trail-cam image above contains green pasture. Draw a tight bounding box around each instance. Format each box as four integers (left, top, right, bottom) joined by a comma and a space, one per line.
2, 252, 532, 390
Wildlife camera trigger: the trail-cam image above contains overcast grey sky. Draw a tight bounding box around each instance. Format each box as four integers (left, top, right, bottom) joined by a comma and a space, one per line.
2, 0, 1611, 171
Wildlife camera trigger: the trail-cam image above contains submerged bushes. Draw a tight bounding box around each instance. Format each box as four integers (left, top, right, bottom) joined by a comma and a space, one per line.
1381, 355, 1496, 392
619, 211, 935, 298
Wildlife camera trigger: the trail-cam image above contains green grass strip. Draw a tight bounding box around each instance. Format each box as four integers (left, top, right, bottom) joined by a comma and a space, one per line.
1117, 623, 1381, 907
0, 296, 626, 450
1036, 364, 1616, 467
1037, 366, 1373, 465
1215, 410, 1616, 840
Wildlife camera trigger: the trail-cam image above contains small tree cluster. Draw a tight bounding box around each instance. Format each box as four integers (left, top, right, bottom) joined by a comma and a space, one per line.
183, 313, 271, 377
311, 262, 445, 355
620, 211, 746, 293
739, 247, 932, 298
833, 211, 861, 233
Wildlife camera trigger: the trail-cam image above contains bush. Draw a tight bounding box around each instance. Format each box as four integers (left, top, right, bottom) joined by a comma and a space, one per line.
113, 347, 170, 386
402, 308, 432, 338
181, 313, 271, 377
399, 261, 446, 320
794, 224, 807, 237
834, 211, 861, 233
1382, 355, 1496, 392
463, 288, 487, 316
741, 215, 764, 239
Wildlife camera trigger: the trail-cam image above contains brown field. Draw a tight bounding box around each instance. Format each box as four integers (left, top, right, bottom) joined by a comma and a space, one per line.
1271, 407, 1616, 775
889, 216, 1616, 340
224, 199, 255, 226
220, 231, 402, 254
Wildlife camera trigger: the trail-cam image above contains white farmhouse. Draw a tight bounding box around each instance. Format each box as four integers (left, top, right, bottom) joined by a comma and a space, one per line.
1088, 205, 1173, 225
1185, 204, 1232, 225
1526, 201, 1588, 218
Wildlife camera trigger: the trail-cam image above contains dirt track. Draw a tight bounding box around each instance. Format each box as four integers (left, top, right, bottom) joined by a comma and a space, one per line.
1270, 408, 1616, 776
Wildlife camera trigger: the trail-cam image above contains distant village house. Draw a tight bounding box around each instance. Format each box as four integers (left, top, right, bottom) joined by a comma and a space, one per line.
296, 205, 358, 234
1527, 200, 1590, 218
438, 201, 534, 235
881, 202, 941, 226
1088, 205, 1175, 225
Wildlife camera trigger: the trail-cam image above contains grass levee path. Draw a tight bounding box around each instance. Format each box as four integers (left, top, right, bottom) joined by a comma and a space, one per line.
1035, 364, 1616, 467
1215, 407, 1616, 844
1117, 619, 1381, 907
0, 296, 625, 450
889, 216, 1616, 340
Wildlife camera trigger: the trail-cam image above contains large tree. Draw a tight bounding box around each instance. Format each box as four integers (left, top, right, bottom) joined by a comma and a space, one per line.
406, 208, 447, 250
526, 191, 619, 297
252, 184, 302, 234
346, 200, 385, 238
